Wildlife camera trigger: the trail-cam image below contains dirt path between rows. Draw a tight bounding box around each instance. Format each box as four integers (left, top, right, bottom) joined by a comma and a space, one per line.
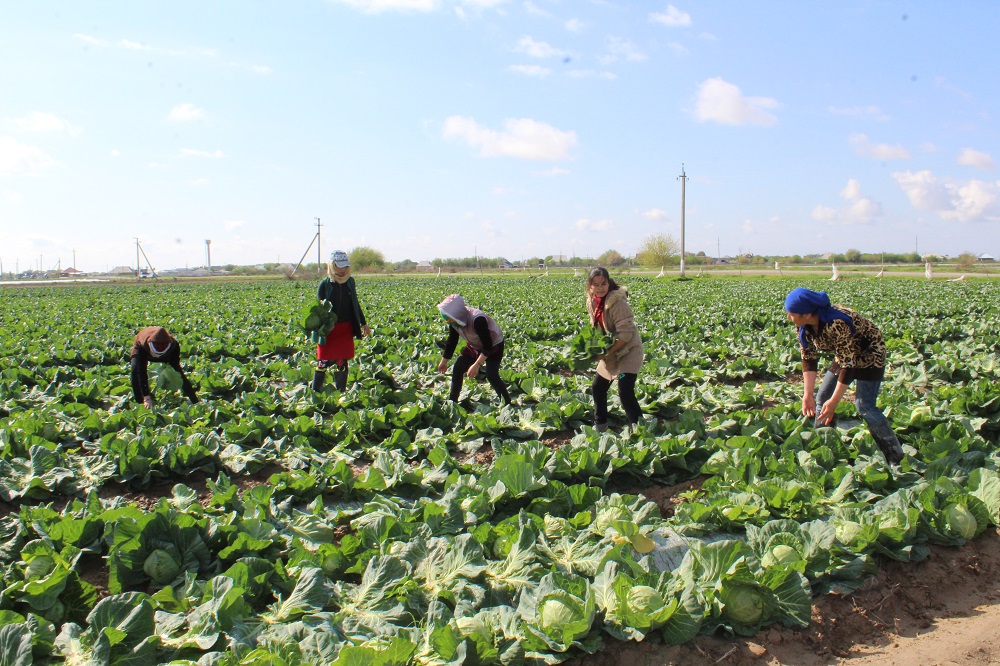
570, 529, 1000, 666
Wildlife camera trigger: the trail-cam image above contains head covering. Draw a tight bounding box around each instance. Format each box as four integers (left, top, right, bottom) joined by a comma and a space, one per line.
330, 250, 350, 268
784, 287, 855, 347
148, 328, 173, 358
437, 294, 469, 326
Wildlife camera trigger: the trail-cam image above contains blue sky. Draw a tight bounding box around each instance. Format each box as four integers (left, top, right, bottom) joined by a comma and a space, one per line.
2, 1, 998, 272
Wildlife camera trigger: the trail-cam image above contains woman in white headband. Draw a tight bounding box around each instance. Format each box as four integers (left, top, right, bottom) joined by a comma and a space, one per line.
130, 326, 199, 408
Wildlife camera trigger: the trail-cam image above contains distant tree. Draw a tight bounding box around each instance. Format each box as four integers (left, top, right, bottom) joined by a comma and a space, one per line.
349, 246, 386, 271
597, 249, 626, 266
635, 233, 679, 269
957, 252, 977, 271
393, 259, 416, 271
844, 248, 862, 263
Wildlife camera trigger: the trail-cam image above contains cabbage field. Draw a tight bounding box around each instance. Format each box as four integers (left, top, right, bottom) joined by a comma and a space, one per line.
1, 276, 999, 665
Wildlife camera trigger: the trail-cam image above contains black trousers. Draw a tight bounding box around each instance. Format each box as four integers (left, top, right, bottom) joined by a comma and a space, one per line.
451, 343, 511, 404
592, 372, 641, 425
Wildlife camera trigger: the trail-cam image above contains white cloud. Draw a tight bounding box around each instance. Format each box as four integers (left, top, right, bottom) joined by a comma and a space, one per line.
249, 65, 273, 75
179, 148, 224, 158
2, 190, 22, 204
0, 137, 55, 176
538, 167, 570, 176
598, 37, 646, 65
75, 34, 108, 46
893, 170, 1000, 222
957, 147, 995, 170
810, 178, 882, 225
169, 103, 205, 123
828, 105, 890, 121
849, 133, 910, 160
189, 178, 210, 186
327, 0, 440, 11
574, 218, 614, 232
508, 64, 551, 77
642, 208, 668, 221
694, 77, 779, 126
649, 5, 692, 27
110, 149, 121, 158
514, 36, 566, 59
14, 112, 72, 133
223, 219, 247, 231
120, 39, 154, 51
524, 2, 549, 17
461, 0, 505, 7
564, 18, 585, 33
481, 220, 503, 236
442, 116, 577, 161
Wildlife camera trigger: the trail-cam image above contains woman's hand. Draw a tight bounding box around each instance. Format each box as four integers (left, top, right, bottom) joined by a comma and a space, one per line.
437, 358, 449, 374
143, 395, 154, 409
817, 399, 838, 425
466, 361, 482, 378
362, 325, 372, 338
801, 394, 816, 417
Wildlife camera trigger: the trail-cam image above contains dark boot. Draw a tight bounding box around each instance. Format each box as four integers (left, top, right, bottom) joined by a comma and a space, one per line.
333, 369, 348, 391
872, 432, 904, 466
311, 371, 325, 391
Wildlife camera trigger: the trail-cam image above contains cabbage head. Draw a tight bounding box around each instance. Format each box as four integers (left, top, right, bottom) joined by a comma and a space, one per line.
539, 592, 592, 644
761, 544, 799, 568
947, 504, 977, 539
721, 585, 765, 626
144, 548, 181, 585
835, 520, 863, 545
156, 366, 185, 392
627, 586, 665, 615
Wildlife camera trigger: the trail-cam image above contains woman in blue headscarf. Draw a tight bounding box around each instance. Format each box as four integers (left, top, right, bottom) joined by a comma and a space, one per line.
784, 287, 904, 466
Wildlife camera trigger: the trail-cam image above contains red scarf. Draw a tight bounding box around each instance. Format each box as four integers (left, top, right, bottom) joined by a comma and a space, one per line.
593, 296, 606, 330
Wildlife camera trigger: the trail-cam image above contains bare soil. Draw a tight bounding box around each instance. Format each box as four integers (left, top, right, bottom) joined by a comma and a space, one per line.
568, 529, 1000, 666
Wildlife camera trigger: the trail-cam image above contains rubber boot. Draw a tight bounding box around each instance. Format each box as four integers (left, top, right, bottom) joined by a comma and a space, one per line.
311, 371, 325, 391
333, 369, 348, 391
872, 431, 904, 466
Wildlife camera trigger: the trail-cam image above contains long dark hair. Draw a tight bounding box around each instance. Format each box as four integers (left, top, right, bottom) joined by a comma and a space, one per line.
586, 266, 619, 295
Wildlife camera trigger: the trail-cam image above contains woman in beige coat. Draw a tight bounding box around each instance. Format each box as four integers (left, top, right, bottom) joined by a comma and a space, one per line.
585, 266, 644, 431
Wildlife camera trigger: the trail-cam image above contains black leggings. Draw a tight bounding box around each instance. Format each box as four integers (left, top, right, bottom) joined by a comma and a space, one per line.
451, 344, 511, 404
592, 373, 641, 425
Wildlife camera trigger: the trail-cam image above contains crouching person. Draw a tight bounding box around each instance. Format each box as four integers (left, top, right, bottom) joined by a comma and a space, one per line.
436, 294, 511, 405
130, 326, 198, 408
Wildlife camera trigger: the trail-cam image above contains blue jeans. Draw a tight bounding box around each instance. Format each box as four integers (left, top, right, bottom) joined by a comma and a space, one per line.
816, 371, 903, 464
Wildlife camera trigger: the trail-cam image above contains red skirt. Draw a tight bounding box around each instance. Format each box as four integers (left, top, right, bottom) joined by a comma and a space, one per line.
317, 322, 355, 361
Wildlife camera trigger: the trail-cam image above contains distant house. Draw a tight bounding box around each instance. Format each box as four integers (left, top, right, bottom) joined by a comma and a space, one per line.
61, 267, 84, 278
415, 261, 435, 271
498, 259, 514, 269
108, 265, 135, 275
977, 253, 996, 262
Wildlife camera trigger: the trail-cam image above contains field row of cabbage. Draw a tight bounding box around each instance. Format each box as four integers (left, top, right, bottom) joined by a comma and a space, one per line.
1, 276, 998, 665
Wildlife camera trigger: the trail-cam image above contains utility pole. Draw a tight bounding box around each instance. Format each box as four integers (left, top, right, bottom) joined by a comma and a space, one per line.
205, 240, 212, 273
135, 239, 141, 280
677, 164, 688, 278
717, 238, 721, 265
315, 218, 322, 273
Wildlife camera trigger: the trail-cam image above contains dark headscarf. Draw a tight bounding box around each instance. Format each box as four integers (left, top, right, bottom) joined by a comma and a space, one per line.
784, 288, 855, 347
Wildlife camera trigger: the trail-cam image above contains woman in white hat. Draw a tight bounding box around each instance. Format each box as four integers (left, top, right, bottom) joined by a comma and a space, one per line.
314, 250, 371, 391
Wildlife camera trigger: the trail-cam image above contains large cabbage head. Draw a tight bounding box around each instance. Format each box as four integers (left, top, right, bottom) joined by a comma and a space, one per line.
721, 585, 765, 626
761, 544, 800, 568
539, 591, 592, 643
947, 504, 977, 539
835, 520, 864, 545
627, 585, 666, 615
144, 548, 181, 585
